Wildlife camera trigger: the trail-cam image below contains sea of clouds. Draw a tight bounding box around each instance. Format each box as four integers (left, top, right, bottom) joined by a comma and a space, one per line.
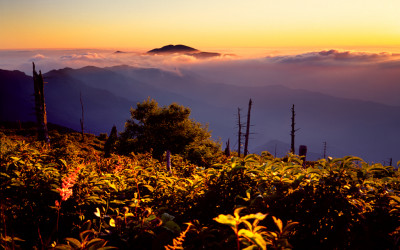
1, 48, 400, 106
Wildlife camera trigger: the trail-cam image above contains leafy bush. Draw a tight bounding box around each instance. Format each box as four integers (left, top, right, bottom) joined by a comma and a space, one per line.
1, 128, 400, 249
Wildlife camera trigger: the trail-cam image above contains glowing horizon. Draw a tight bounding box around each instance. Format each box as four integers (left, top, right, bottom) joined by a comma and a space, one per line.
1, 0, 399, 50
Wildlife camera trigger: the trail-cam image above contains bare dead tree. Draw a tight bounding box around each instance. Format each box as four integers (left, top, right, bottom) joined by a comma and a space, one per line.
225, 139, 231, 157
33, 62, 50, 143
80, 92, 85, 142
323, 141, 327, 159
244, 99, 252, 157
290, 104, 299, 154
237, 108, 242, 156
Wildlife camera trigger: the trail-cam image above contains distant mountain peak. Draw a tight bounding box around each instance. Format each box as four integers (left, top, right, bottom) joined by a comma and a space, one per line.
147, 44, 224, 59
147, 44, 199, 54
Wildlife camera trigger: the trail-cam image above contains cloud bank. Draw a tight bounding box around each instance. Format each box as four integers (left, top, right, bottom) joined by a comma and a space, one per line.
1, 48, 400, 106
268, 49, 400, 66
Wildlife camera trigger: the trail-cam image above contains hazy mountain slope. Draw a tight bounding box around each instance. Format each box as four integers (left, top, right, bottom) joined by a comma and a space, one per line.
0, 69, 35, 122
45, 66, 233, 132
108, 65, 400, 162
1, 65, 399, 163
43, 70, 134, 134
0, 69, 134, 134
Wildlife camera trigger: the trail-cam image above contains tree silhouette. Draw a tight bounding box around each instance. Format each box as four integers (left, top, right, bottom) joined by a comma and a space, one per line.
119, 98, 221, 166
32, 62, 50, 143
244, 99, 252, 156
104, 125, 118, 157
290, 104, 299, 154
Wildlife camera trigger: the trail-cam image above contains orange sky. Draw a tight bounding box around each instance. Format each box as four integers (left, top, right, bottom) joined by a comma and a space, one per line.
1, 0, 399, 50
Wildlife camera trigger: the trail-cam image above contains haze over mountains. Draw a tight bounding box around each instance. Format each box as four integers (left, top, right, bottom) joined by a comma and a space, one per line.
1, 53, 399, 164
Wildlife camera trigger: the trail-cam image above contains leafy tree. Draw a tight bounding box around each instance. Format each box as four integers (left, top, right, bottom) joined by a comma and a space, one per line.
119, 98, 222, 166
104, 125, 118, 157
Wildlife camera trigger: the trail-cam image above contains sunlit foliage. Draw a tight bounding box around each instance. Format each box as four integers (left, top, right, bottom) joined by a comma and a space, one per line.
0, 127, 399, 249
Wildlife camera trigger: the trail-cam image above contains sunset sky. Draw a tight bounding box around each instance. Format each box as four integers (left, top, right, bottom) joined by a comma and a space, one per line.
1, 0, 399, 50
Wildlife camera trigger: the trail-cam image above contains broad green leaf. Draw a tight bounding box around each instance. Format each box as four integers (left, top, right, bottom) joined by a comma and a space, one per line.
87, 238, 106, 250
241, 213, 267, 221
273, 216, 283, 233
345, 156, 363, 162
163, 220, 181, 234
367, 166, 388, 173
10, 156, 20, 162
307, 168, 321, 175
214, 214, 237, 228
244, 154, 258, 161
107, 181, 118, 191
238, 229, 267, 250
282, 178, 293, 184
232, 165, 246, 171
283, 166, 295, 172
234, 207, 246, 219
65, 238, 82, 249
143, 184, 154, 192
390, 196, 400, 204
125, 212, 134, 217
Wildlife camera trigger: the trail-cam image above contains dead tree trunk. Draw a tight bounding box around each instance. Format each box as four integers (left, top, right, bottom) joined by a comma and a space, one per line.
237, 108, 242, 156
290, 104, 299, 154
225, 139, 231, 157
80, 92, 85, 142
33, 62, 50, 143
244, 99, 252, 157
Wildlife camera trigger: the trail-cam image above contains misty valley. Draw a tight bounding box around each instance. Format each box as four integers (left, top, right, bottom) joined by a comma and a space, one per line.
1, 57, 399, 164
1, 48, 400, 249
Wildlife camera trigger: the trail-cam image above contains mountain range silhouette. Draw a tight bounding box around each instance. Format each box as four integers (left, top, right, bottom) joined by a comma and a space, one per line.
1, 65, 399, 163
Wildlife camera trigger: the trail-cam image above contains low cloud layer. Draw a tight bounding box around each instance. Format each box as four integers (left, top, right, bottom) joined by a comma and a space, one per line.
267, 49, 400, 66
1, 48, 400, 106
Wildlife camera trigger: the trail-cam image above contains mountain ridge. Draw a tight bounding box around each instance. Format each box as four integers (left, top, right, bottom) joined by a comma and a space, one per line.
1, 65, 399, 163
147, 44, 199, 54
147, 44, 222, 58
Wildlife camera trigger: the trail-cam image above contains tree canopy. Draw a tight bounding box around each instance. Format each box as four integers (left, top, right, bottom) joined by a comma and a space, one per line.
119, 98, 222, 166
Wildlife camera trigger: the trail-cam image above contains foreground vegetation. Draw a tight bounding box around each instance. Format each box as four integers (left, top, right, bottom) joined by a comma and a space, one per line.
1, 124, 400, 249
